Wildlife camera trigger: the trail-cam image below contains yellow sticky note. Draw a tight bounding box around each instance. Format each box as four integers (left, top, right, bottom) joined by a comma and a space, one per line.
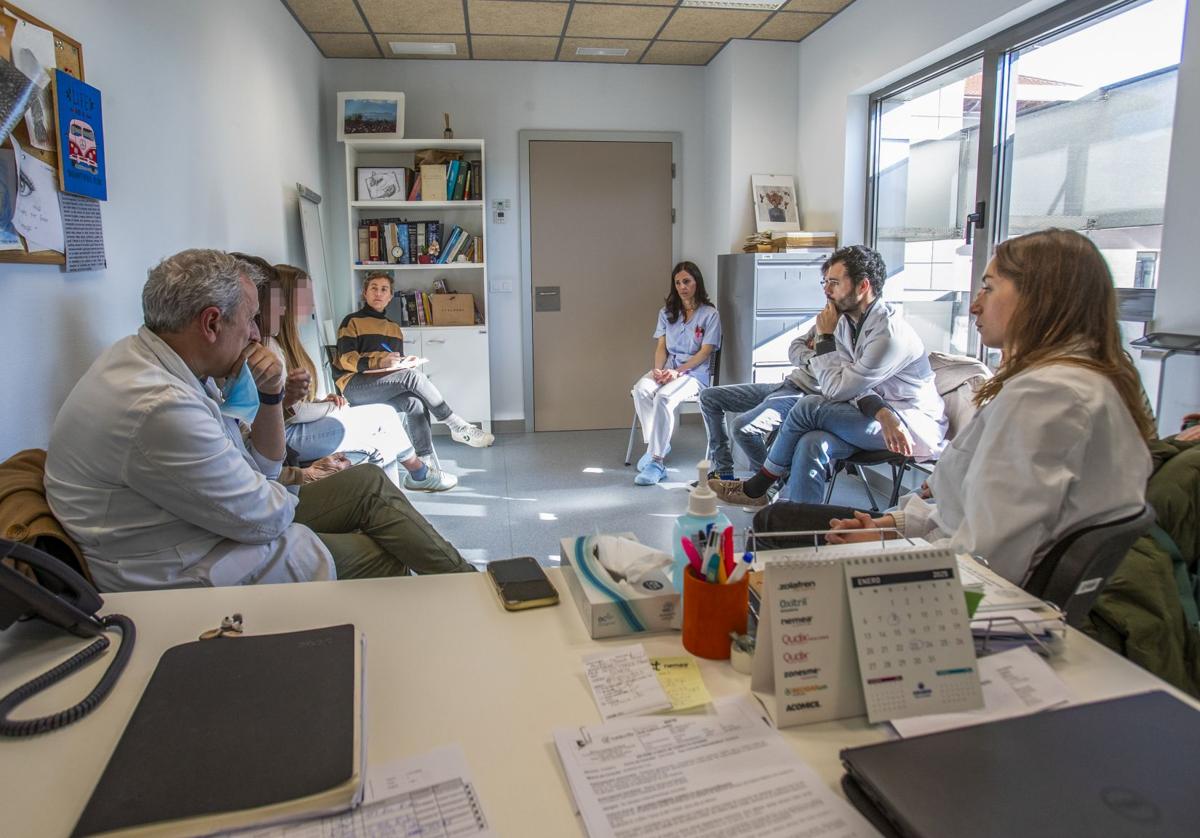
649, 656, 712, 712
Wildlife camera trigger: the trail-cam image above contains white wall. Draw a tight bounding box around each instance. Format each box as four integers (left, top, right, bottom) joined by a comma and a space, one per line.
705, 40, 800, 255
0, 0, 325, 456
321, 60, 708, 422
1151, 4, 1200, 432
795, 0, 1200, 431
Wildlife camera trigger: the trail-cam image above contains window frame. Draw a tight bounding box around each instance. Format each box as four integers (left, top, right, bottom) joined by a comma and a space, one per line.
865, 0, 1149, 356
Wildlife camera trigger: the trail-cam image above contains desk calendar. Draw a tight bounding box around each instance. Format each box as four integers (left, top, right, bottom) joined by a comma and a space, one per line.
752, 541, 984, 728
844, 548, 983, 723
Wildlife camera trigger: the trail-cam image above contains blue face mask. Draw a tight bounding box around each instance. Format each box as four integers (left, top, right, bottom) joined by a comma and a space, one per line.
219, 361, 260, 424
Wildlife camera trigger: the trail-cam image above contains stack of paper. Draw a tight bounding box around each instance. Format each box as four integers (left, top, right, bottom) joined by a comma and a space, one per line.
554, 696, 879, 838
890, 647, 1071, 739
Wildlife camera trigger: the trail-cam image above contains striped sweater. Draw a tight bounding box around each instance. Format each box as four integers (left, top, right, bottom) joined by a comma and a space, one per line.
334, 305, 405, 392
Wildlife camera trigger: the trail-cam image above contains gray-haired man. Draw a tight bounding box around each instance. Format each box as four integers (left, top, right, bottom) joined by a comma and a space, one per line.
46, 248, 472, 591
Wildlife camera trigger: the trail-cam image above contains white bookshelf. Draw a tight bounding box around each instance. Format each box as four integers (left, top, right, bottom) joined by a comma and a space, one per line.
343, 137, 491, 430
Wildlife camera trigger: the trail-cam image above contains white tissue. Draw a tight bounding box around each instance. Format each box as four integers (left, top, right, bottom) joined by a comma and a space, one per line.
592, 535, 673, 585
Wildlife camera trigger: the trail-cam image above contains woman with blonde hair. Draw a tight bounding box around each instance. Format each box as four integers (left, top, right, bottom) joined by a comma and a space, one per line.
758, 228, 1153, 585
258, 260, 457, 492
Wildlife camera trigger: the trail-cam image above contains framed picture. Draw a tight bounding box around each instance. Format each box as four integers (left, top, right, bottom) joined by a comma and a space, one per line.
751, 174, 800, 233
338, 91, 404, 141
356, 167, 407, 201
52, 69, 106, 201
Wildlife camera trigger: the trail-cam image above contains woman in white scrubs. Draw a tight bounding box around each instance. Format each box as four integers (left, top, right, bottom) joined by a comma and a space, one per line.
766, 228, 1155, 585
631, 261, 722, 485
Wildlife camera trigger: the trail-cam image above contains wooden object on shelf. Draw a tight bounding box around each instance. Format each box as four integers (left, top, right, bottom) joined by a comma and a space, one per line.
0, 1, 85, 266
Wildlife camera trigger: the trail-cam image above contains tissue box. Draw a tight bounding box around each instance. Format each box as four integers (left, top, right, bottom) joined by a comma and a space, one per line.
559, 535, 680, 639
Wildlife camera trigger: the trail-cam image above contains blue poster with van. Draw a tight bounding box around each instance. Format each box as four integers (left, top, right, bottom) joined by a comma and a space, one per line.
52, 69, 106, 201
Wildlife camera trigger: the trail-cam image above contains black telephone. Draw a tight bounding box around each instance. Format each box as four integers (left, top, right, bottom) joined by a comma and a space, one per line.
0, 538, 136, 737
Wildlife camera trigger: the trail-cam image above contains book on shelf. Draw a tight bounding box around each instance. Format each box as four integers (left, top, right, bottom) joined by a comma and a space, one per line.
446, 160, 460, 196
407, 173, 421, 201
452, 164, 467, 201
72, 625, 365, 838
357, 219, 449, 265
470, 160, 482, 200
421, 164, 447, 201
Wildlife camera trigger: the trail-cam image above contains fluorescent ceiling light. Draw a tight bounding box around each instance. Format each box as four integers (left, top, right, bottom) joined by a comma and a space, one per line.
576, 47, 629, 57
680, 0, 786, 9
389, 41, 457, 55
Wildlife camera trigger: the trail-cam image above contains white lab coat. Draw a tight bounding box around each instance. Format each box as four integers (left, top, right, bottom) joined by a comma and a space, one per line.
45, 327, 335, 591
809, 301, 948, 459
892, 361, 1151, 585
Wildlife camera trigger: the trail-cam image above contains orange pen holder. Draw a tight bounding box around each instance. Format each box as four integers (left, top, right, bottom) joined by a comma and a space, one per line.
681, 568, 748, 660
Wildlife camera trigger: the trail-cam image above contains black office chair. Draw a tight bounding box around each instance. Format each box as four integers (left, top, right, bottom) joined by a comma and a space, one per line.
1022, 504, 1156, 629
822, 449, 922, 512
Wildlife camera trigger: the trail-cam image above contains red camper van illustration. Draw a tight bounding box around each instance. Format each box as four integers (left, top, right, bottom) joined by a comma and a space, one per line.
67, 119, 98, 174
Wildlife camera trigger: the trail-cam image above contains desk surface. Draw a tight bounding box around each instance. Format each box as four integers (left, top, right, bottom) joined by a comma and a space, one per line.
0, 570, 1191, 837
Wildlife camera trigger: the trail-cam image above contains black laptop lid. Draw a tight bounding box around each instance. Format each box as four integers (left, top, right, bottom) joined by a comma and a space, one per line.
840, 691, 1200, 838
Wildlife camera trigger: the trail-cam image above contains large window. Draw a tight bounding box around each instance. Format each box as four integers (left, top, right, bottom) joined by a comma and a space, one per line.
868, 0, 1187, 362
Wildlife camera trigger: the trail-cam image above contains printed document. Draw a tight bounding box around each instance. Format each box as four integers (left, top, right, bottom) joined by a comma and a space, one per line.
957, 556, 1045, 612
231, 745, 494, 837
554, 695, 880, 838
583, 643, 671, 720
890, 647, 1071, 739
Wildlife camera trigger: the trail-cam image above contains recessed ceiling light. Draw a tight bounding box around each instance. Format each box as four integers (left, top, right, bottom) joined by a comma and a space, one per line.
389, 41, 457, 56
576, 47, 629, 57
680, 0, 786, 9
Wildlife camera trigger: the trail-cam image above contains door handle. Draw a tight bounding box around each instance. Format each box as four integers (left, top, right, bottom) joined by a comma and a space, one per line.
535, 286, 561, 312
964, 201, 985, 246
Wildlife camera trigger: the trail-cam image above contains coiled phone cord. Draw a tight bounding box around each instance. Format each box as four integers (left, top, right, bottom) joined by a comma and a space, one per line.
0, 613, 136, 737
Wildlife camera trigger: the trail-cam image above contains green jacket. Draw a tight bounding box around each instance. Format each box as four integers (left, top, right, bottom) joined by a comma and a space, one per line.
1081, 437, 1200, 697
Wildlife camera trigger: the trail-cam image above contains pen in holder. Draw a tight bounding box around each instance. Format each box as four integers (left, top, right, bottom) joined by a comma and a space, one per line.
681, 567, 748, 660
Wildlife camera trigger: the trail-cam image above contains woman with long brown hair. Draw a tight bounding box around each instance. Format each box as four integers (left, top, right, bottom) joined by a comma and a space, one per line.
767, 229, 1153, 584
261, 261, 457, 492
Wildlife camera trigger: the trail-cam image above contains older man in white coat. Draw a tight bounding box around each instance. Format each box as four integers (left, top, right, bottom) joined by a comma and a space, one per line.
711, 245, 946, 506
45, 249, 470, 591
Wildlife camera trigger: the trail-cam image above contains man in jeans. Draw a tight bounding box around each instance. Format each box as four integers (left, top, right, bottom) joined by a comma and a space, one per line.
698, 325, 819, 480
46, 249, 473, 591
711, 245, 946, 507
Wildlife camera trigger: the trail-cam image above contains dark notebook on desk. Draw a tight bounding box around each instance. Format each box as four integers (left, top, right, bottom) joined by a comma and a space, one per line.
73, 624, 364, 837
840, 690, 1200, 838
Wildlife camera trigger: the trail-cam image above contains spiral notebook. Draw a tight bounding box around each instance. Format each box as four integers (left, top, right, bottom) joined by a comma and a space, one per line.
753, 543, 982, 728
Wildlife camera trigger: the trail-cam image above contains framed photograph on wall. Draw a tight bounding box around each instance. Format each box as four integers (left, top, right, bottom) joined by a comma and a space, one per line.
337, 91, 405, 141
356, 167, 407, 201
751, 174, 800, 233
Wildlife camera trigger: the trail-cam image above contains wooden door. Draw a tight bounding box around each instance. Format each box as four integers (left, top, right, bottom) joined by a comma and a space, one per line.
530, 140, 673, 430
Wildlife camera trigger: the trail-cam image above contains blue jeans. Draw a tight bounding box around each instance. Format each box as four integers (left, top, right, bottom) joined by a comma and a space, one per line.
699, 381, 806, 474
342, 369, 453, 459
764, 395, 888, 504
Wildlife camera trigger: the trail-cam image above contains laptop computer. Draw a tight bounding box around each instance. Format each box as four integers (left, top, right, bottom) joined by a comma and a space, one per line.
840, 690, 1200, 838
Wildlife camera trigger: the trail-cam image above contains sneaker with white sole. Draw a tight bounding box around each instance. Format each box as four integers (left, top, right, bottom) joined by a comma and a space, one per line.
707, 478, 769, 508
403, 467, 458, 492
451, 424, 495, 448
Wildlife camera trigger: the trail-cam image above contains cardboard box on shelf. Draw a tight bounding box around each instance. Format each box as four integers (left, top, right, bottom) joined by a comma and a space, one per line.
430, 293, 474, 326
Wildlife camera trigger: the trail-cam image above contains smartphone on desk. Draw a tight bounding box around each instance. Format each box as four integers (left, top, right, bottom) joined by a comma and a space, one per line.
486, 557, 559, 611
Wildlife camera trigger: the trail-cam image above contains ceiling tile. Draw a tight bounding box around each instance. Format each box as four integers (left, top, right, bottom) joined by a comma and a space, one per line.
468, 1, 567, 36
559, 38, 649, 63
782, 0, 851, 12
285, 0, 366, 32
310, 33, 383, 57
359, 0, 466, 34
376, 33, 470, 58
752, 11, 828, 40
641, 40, 721, 65
578, 0, 676, 5
659, 9, 768, 42
471, 34, 560, 60
566, 5, 672, 39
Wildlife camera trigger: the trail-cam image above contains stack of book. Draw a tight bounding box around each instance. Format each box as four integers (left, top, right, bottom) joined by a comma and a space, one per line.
742, 231, 774, 252
394, 290, 433, 325
357, 218, 441, 265
772, 231, 838, 250
411, 159, 482, 202
437, 224, 483, 264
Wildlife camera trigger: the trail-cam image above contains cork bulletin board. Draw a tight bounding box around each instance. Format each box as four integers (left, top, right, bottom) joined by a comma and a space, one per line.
0, 1, 85, 265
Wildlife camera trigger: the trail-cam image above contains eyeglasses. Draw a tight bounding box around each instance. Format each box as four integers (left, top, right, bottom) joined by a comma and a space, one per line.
818, 277, 843, 288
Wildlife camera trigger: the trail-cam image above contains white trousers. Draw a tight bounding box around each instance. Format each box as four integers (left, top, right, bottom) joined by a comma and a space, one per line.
632, 372, 702, 460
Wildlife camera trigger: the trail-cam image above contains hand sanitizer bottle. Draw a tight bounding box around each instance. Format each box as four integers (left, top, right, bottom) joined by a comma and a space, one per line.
671, 460, 732, 592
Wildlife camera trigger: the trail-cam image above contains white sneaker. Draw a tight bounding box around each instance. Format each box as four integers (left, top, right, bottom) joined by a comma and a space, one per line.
403, 467, 458, 492
451, 424, 494, 448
